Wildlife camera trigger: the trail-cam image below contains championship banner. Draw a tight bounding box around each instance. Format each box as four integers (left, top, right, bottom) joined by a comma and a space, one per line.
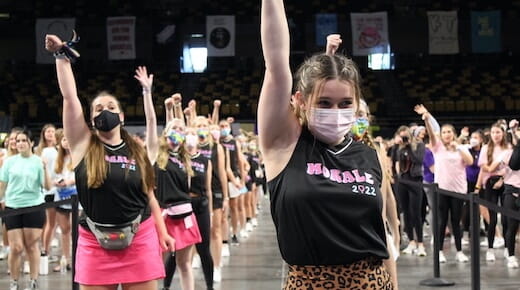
428, 11, 459, 54
107, 16, 136, 60
315, 14, 337, 46
206, 15, 235, 57
35, 18, 76, 64
471, 10, 501, 53
350, 12, 389, 56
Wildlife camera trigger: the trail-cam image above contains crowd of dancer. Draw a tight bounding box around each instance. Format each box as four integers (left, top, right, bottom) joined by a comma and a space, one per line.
0, 2, 518, 288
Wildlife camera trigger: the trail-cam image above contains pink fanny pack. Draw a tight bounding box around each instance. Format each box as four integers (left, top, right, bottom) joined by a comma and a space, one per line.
162, 202, 193, 219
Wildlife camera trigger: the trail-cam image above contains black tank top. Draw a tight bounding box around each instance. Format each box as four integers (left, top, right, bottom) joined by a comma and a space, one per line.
190, 152, 209, 196
75, 142, 150, 224
221, 138, 239, 177
268, 128, 388, 265
199, 143, 223, 193
155, 152, 191, 207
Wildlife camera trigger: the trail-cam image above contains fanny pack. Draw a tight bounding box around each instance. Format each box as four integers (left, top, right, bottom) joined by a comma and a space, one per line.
85, 213, 142, 250
163, 202, 193, 219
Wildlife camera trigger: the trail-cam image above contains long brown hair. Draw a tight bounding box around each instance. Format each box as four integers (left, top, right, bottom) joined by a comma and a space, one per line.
293, 53, 362, 125
487, 122, 508, 166
54, 129, 72, 174
156, 119, 193, 176
35, 124, 56, 156
86, 92, 155, 192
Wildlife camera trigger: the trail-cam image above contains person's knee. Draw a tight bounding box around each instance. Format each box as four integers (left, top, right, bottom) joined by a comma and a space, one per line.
10, 242, 24, 254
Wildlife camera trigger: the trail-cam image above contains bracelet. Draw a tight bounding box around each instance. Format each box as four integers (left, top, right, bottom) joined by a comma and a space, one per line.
53, 30, 81, 62
174, 103, 182, 107
475, 186, 481, 190
142, 87, 151, 95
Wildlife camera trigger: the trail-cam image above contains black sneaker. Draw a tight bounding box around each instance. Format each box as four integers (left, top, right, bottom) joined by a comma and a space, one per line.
231, 235, 240, 245
25, 279, 38, 290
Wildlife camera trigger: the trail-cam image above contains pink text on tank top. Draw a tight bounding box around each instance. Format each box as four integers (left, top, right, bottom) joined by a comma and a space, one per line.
192, 160, 206, 173
222, 143, 235, 151
169, 156, 185, 169
105, 155, 137, 171
306, 163, 374, 185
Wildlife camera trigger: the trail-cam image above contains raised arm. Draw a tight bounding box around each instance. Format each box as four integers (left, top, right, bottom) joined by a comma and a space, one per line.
164, 96, 174, 124
212, 100, 221, 125
325, 34, 342, 56
172, 94, 184, 124
134, 66, 159, 164
258, 0, 298, 152
415, 104, 438, 147
45, 34, 91, 167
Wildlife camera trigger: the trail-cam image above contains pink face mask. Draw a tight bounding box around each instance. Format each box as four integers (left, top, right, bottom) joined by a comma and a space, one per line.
308, 108, 355, 144
210, 130, 220, 140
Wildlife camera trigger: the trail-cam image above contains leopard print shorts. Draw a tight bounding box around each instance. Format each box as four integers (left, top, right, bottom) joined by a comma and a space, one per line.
284, 257, 393, 290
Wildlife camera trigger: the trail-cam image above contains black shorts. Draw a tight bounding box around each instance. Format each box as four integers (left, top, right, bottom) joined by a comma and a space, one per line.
246, 181, 253, 191
212, 192, 224, 210
4, 206, 46, 230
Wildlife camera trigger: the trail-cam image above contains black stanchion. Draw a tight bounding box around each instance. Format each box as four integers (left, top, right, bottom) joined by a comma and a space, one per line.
419, 183, 455, 287
469, 193, 480, 290
71, 195, 79, 290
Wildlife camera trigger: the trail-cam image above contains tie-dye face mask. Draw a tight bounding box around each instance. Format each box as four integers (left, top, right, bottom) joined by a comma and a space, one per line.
166, 129, 185, 148
351, 117, 370, 140
197, 128, 209, 139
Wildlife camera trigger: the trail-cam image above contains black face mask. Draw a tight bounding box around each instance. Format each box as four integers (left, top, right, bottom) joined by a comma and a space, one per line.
93, 110, 121, 132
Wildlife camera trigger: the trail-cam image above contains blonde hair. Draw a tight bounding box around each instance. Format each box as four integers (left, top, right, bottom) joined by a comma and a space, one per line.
156, 119, 193, 176
293, 53, 362, 125
86, 92, 155, 192
193, 116, 214, 148
487, 122, 508, 165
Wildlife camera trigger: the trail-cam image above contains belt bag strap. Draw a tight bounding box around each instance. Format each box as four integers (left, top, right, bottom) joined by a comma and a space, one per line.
85, 213, 142, 250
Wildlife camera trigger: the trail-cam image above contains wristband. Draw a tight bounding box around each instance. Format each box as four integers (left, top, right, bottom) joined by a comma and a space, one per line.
53, 30, 81, 62
142, 87, 151, 95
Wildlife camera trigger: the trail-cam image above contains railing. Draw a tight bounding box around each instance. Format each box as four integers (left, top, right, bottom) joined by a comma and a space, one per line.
398, 179, 520, 290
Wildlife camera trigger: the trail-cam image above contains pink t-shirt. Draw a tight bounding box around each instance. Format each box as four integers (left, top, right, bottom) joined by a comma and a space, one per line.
431, 141, 468, 194
502, 150, 520, 188
478, 144, 511, 188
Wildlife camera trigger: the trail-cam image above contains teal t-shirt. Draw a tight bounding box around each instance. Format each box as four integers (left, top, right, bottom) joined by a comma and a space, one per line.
0, 154, 45, 208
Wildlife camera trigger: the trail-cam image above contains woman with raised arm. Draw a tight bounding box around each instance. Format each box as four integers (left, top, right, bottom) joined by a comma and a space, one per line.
417, 104, 473, 264
135, 66, 201, 290
259, 1, 394, 289
45, 36, 174, 290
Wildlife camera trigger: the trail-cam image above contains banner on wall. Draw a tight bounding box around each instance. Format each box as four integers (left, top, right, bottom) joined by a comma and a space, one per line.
315, 14, 338, 46
350, 12, 389, 56
427, 11, 459, 54
206, 15, 235, 57
471, 10, 501, 53
35, 18, 76, 64
107, 16, 136, 60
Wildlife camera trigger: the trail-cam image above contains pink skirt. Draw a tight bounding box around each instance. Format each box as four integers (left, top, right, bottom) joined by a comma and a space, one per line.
75, 216, 165, 285
164, 213, 201, 250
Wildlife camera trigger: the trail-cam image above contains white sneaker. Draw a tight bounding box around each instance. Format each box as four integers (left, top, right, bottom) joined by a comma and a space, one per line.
51, 238, 59, 248
245, 222, 253, 232
402, 243, 416, 255
486, 249, 496, 262
480, 239, 488, 247
503, 248, 508, 259
455, 251, 469, 263
239, 229, 249, 239
222, 243, 230, 257
191, 254, 201, 269
416, 245, 427, 257
251, 218, 258, 227
507, 256, 519, 268
25, 279, 38, 289
213, 267, 222, 282
0, 246, 9, 260
9, 280, 18, 290
439, 251, 447, 263
494, 237, 505, 248
461, 238, 469, 246
23, 261, 30, 274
